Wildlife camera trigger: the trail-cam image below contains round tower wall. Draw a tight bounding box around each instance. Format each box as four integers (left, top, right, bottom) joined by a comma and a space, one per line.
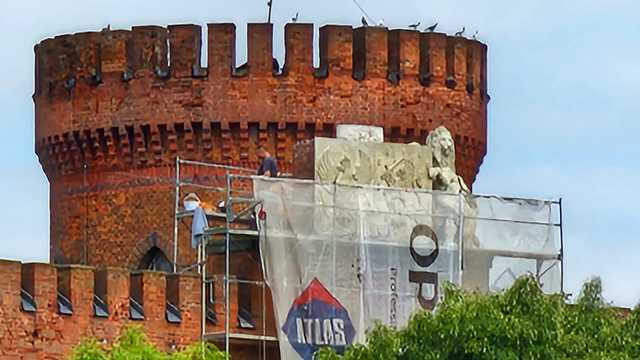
34, 23, 488, 268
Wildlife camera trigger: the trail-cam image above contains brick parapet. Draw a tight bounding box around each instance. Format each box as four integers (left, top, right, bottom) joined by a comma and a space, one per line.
34, 23, 488, 185
0, 260, 274, 357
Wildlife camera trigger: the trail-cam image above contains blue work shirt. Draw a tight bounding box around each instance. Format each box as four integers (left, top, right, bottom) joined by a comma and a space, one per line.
258, 156, 278, 177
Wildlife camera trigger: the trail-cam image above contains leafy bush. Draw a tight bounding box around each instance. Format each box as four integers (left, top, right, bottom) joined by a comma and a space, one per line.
68, 338, 108, 360
69, 326, 226, 360
317, 276, 640, 360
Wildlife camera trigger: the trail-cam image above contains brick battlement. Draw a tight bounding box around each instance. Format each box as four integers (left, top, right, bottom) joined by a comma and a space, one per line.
34, 23, 487, 184
0, 259, 272, 357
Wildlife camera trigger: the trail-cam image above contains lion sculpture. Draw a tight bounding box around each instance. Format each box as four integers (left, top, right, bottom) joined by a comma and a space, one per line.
425, 126, 470, 194
425, 126, 480, 253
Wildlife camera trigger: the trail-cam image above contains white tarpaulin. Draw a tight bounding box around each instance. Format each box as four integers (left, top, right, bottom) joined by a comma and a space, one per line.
254, 177, 561, 360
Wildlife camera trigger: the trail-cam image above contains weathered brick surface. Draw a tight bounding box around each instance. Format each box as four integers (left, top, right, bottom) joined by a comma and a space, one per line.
0, 261, 209, 358
26, 22, 489, 359
34, 23, 487, 180
0, 260, 275, 358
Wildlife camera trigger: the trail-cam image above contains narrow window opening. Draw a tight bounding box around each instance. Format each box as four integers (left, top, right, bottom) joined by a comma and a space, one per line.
20, 289, 36, 312
93, 295, 109, 318
93, 270, 109, 318
166, 302, 181, 323
206, 280, 217, 324
20, 265, 36, 312
129, 297, 145, 320
165, 274, 181, 324
237, 280, 256, 330
129, 274, 144, 320
57, 269, 73, 315
57, 291, 73, 315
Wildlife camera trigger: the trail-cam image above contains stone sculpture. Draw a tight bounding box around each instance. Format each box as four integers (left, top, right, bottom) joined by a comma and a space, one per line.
425, 126, 470, 194
425, 126, 480, 258
316, 147, 374, 185
310, 138, 431, 189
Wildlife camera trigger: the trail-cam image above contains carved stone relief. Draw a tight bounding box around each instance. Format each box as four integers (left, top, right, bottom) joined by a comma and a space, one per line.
313, 137, 431, 189
336, 125, 384, 143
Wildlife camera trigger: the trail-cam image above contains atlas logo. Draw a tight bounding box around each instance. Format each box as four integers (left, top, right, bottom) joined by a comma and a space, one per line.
282, 278, 356, 359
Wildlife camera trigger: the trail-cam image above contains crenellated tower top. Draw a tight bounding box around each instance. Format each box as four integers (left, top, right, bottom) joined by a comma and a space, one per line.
34, 23, 487, 182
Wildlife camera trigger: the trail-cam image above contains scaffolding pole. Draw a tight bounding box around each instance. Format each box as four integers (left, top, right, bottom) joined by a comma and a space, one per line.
559, 197, 565, 294
458, 193, 465, 283
201, 236, 206, 342
173, 156, 180, 273
224, 174, 231, 359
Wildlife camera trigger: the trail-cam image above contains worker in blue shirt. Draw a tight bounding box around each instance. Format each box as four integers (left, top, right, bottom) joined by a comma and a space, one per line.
257, 145, 279, 177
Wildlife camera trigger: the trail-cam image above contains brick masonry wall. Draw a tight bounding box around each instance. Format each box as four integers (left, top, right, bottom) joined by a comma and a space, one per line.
0, 260, 198, 358
0, 259, 276, 358
35, 24, 487, 182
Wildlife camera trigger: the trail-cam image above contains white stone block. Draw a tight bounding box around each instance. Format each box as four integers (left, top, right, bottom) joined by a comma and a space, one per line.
336, 125, 384, 143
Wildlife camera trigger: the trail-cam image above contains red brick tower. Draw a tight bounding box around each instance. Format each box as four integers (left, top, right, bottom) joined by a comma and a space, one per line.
34, 23, 488, 269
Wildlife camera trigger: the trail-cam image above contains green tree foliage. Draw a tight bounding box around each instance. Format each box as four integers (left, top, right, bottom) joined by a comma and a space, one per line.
68, 339, 109, 360
69, 326, 226, 360
317, 276, 640, 360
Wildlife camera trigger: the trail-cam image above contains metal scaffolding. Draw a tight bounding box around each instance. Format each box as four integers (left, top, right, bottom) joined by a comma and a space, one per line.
171, 156, 565, 359
173, 157, 275, 359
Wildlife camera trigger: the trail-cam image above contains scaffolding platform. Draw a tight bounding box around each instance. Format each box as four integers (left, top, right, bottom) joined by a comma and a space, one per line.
203, 228, 259, 254
204, 333, 279, 343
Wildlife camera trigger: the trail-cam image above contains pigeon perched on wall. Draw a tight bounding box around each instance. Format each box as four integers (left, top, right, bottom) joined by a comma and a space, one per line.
292, 12, 299, 22
455, 26, 466, 37
361, 16, 368, 27
154, 66, 170, 78
409, 22, 420, 30
88, 67, 102, 85
64, 75, 76, 90
122, 68, 134, 82
425, 22, 438, 32
472, 30, 479, 40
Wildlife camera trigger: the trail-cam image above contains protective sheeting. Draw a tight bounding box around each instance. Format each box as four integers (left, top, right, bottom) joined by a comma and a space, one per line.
254, 177, 561, 360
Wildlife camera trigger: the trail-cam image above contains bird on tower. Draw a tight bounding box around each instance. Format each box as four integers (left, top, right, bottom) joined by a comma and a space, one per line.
425, 22, 438, 32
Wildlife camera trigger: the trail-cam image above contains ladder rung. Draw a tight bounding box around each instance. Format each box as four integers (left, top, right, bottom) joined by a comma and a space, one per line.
204, 226, 228, 235
204, 228, 259, 237
204, 332, 278, 342
228, 197, 256, 203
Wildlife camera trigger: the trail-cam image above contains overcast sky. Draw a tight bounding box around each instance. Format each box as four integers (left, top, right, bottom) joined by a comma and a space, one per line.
1, 0, 639, 307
